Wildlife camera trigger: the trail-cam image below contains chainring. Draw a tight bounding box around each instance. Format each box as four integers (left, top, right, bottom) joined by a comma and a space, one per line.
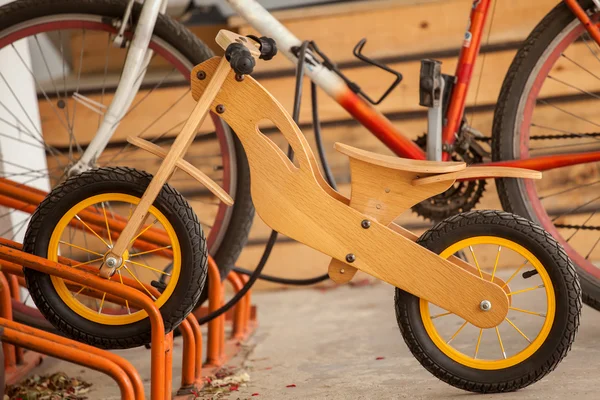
411, 134, 486, 222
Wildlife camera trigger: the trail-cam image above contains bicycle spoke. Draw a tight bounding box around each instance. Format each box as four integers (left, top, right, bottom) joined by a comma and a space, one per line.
101, 202, 113, 246
547, 74, 600, 101
129, 245, 172, 257
98, 33, 112, 129
122, 265, 157, 301
561, 53, 600, 83
502, 260, 530, 288
117, 270, 132, 315
73, 286, 86, 298
505, 317, 531, 343
539, 179, 600, 201
74, 215, 110, 248
431, 311, 452, 319
59, 241, 104, 257
585, 235, 600, 259
507, 284, 545, 296
566, 211, 596, 242
98, 292, 107, 314
490, 246, 501, 281
69, 28, 86, 156
71, 257, 104, 268
126, 259, 171, 276
11, 43, 72, 139
509, 306, 546, 317
468, 246, 484, 279
474, 328, 483, 359
551, 194, 600, 222
538, 99, 600, 130
447, 320, 468, 344
129, 218, 158, 246
495, 326, 507, 359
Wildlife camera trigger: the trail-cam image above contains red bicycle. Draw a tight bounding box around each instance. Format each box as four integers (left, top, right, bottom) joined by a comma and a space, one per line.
0, 0, 598, 318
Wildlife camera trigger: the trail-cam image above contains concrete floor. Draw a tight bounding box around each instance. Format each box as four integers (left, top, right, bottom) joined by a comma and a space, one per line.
22, 282, 600, 399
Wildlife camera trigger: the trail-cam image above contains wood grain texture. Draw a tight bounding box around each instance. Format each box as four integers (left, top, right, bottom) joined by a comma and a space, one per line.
412, 166, 542, 186
126, 136, 234, 205
110, 56, 232, 257
191, 57, 508, 328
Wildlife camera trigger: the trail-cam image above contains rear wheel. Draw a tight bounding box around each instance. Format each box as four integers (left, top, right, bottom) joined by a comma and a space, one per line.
395, 211, 581, 392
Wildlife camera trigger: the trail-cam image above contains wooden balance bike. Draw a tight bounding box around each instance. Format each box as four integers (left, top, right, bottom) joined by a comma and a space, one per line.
22, 30, 581, 393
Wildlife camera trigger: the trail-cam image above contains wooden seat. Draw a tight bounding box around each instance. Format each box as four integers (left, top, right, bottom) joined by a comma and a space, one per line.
334, 142, 466, 174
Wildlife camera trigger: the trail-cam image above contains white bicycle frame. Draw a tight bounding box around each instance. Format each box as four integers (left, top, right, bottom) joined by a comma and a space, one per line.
68, 0, 354, 175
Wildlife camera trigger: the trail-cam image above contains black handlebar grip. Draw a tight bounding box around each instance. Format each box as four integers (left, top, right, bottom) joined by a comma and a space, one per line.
225, 43, 255, 76
247, 35, 278, 60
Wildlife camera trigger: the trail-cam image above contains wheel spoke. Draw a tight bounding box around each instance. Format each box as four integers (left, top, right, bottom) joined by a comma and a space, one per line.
505, 317, 531, 343
509, 306, 546, 317
101, 202, 113, 246
468, 246, 483, 279
122, 265, 157, 301
129, 218, 159, 246
75, 214, 110, 248
431, 311, 452, 319
490, 246, 501, 281
507, 284, 544, 296
129, 245, 172, 257
447, 320, 468, 344
117, 270, 132, 315
71, 257, 104, 268
73, 286, 86, 298
501, 260, 530, 288
59, 241, 103, 257
126, 259, 171, 276
495, 326, 507, 359
474, 328, 483, 359
98, 292, 107, 314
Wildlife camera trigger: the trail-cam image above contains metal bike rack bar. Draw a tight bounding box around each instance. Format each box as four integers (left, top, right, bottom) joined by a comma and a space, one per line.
0, 243, 168, 399
0, 236, 256, 398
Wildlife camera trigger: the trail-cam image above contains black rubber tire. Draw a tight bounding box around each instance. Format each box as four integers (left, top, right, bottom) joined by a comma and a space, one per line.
491, 0, 600, 310
0, 0, 254, 307
395, 210, 581, 393
22, 167, 207, 349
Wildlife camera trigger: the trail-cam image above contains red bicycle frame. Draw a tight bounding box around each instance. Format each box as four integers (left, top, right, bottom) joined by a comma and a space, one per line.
333, 0, 600, 172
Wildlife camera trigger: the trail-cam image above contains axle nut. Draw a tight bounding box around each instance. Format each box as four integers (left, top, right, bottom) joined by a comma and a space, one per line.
480, 300, 492, 312
105, 257, 118, 268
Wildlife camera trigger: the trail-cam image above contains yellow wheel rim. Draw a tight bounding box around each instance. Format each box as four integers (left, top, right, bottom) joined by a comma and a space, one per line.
420, 236, 555, 370
49, 193, 181, 325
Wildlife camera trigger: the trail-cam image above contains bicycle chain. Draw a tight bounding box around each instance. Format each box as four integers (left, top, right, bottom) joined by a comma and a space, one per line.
475, 132, 600, 142
477, 132, 600, 230
554, 224, 600, 231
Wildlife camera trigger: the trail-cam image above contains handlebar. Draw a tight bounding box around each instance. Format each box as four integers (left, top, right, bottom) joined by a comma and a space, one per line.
225, 35, 278, 76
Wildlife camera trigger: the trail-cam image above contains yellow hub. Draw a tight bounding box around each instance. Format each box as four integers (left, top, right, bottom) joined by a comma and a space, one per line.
49, 193, 181, 325
420, 236, 555, 370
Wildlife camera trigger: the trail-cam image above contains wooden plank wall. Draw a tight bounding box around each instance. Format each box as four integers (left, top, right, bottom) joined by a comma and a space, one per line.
39, 0, 595, 290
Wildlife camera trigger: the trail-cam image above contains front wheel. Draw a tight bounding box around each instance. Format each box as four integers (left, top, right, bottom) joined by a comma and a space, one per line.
23, 167, 207, 349
395, 211, 581, 393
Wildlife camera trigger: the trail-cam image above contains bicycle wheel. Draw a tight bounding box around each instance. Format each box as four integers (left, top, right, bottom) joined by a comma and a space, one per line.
23, 167, 207, 348
395, 210, 580, 393
0, 0, 253, 306
493, 0, 600, 309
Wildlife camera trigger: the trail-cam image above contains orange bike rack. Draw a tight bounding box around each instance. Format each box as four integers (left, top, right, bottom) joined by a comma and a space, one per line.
0, 239, 256, 399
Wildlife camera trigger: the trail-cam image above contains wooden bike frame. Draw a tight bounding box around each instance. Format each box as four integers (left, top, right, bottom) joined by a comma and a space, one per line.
116, 30, 553, 330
